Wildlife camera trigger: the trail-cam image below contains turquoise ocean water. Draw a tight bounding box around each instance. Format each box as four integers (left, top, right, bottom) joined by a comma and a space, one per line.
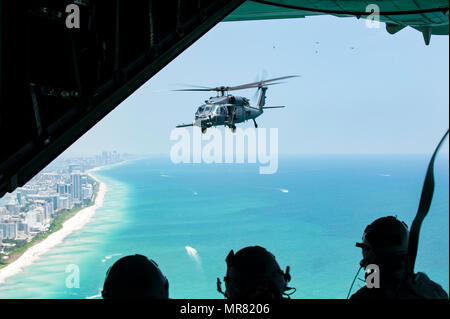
0, 155, 448, 299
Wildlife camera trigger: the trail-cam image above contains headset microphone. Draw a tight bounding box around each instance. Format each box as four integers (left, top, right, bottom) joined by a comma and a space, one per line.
346, 265, 363, 299
359, 258, 369, 268
284, 266, 291, 282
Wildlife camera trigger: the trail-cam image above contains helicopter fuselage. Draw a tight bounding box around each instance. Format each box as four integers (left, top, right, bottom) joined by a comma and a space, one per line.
194, 95, 263, 132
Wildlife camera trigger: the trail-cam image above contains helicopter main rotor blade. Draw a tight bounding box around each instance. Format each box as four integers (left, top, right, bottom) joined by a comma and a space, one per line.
173, 86, 231, 92
227, 75, 300, 91
171, 83, 213, 89
228, 81, 287, 92
172, 75, 299, 93
172, 88, 216, 92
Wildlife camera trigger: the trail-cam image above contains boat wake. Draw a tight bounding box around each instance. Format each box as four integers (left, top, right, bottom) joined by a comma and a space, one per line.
185, 246, 201, 267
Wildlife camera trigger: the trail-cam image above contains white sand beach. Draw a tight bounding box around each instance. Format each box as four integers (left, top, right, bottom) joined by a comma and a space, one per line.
0, 172, 107, 284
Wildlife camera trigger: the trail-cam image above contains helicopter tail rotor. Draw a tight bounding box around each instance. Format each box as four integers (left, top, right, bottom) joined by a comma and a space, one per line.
253, 70, 268, 102
256, 86, 268, 111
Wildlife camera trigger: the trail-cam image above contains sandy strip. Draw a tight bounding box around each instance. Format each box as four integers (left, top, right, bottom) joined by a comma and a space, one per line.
0, 172, 107, 284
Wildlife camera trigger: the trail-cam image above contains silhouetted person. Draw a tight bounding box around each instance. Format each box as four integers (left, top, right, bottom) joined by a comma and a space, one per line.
351, 216, 448, 299
217, 246, 294, 299
102, 254, 169, 299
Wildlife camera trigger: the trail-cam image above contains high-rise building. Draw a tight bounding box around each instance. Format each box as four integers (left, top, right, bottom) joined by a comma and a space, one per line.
18, 221, 29, 235
59, 196, 71, 210
5, 201, 18, 215
57, 183, 73, 195
56, 183, 65, 194
17, 192, 23, 206
71, 172, 82, 201
0, 223, 17, 240
82, 184, 93, 200
81, 175, 87, 186
50, 194, 59, 211
9, 223, 17, 239
27, 207, 45, 230
69, 164, 82, 174
102, 151, 109, 164
112, 151, 119, 163
35, 200, 53, 220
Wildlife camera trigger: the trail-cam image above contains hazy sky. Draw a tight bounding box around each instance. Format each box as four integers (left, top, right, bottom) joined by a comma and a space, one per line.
61, 15, 449, 158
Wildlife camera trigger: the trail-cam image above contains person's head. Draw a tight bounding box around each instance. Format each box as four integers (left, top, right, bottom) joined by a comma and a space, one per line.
219, 246, 293, 299
356, 216, 409, 274
102, 254, 169, 299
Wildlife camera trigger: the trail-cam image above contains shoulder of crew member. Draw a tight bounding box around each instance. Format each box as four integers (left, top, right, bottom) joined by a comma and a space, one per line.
406, 272, 449, 299
349, 286, 384, 299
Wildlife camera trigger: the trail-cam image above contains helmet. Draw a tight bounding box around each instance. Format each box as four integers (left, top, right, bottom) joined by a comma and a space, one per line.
221, 246, 291, 299
102, 254, 169, 299
356, 216, 409, 267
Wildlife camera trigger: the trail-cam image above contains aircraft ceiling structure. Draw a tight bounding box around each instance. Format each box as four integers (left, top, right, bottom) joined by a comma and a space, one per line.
226, 0, 449, 44
0, 0, 448, 198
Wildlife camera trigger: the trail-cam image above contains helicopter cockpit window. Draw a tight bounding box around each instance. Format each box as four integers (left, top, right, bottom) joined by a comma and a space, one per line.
204, 106, 211, 113
197, 105, 205, 113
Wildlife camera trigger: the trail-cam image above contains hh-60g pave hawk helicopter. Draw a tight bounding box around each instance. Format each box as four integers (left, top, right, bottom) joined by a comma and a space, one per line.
175, 75, 299, 134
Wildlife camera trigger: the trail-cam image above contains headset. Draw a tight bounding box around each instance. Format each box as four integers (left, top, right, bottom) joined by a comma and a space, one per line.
102, 254, 169, 299
355, 216, 409, 268
217, 247, 296, 299
347, 216, 409, 298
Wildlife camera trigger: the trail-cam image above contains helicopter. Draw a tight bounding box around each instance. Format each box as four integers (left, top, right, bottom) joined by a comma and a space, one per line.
175, 75, 299, 134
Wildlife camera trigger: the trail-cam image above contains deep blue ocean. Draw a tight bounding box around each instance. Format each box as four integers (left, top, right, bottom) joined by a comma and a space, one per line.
0, 155, 448, 299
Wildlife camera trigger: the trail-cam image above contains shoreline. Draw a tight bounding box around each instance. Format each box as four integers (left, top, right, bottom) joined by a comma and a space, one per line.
0, 170, 107, 284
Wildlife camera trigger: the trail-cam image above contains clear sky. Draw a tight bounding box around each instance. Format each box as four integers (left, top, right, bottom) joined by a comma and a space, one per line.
61, 14, 449, 158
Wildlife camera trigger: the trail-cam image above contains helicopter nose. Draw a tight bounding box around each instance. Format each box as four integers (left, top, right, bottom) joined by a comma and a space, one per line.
195, 118, 206, 127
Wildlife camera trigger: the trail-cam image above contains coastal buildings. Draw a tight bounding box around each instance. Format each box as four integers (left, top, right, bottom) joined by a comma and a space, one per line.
0, 223, 17, 240
0, 151, 130, 257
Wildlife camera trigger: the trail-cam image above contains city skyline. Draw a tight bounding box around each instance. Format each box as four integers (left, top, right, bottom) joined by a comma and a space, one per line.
0, 151, 130, 253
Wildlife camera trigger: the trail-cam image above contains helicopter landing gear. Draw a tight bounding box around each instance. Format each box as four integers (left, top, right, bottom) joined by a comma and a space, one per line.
252, 119, 258, 128
201, 127, 207, 134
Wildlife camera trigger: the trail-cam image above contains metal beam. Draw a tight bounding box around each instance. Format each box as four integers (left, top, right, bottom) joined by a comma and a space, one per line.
0, 0, 246, 198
